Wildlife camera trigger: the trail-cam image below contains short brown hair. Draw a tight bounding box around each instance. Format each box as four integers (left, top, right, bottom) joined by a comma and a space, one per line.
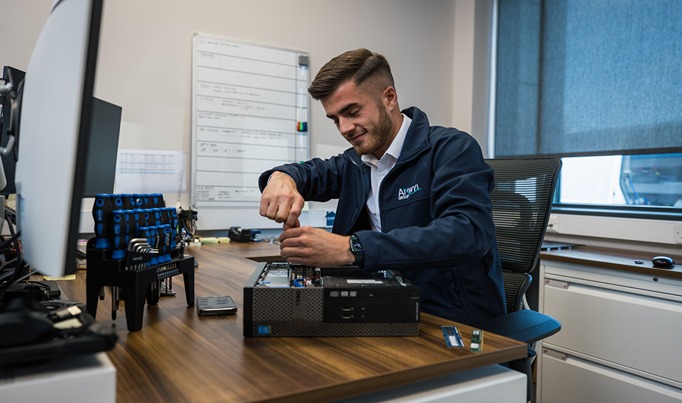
308, 48, 394, 100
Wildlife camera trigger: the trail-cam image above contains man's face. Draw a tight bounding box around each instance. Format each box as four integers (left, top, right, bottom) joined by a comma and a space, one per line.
321, 80, 395, 159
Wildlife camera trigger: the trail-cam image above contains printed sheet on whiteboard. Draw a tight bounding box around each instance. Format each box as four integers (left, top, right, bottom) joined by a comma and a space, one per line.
191, 35, 310, 208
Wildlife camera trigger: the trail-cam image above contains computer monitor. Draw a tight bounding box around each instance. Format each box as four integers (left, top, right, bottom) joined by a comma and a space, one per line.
0, 66, 24, 194
2, 68, 119, 198
83, 97, 122, 197
2, 77, 120, 198
14, 0, 104, 278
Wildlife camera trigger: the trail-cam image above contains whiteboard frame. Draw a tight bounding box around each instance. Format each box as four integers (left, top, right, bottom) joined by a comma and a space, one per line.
190, 34, 310, 230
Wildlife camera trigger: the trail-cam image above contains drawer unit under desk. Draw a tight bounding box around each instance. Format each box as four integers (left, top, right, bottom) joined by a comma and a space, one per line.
540, 261, 682, 388
541, 348, 682, 403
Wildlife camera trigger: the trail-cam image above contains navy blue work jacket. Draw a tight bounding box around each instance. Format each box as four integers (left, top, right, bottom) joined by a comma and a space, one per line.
258, 107, 506, 326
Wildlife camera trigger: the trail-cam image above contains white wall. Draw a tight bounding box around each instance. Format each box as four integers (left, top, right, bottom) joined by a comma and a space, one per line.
1, 0, 492, 231
0, 1, 459, 126
92, 0, 466, 159
4, 1, 675, 250
452, 0, 494, 149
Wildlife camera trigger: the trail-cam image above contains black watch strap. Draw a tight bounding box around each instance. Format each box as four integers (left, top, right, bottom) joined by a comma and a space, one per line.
349, 234, 365, 267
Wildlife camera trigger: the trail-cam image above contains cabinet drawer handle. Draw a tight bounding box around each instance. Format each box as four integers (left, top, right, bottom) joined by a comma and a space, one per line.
545, 279, 569, 289
543, 348, 567, 361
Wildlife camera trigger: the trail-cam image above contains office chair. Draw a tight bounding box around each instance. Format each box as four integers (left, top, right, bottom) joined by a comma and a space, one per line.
480, 157, 562, 402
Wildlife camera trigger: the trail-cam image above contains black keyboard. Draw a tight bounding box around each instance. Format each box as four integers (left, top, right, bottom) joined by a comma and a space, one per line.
0, 300, 117, 368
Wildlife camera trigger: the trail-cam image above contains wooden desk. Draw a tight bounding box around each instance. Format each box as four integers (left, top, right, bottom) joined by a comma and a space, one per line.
59, 242, 526, 402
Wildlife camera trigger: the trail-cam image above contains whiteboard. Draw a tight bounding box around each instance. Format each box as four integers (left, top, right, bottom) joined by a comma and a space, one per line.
191, 35, 310, 229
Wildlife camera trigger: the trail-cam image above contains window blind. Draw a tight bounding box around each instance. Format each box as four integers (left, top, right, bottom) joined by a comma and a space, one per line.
495, 0, 682, 157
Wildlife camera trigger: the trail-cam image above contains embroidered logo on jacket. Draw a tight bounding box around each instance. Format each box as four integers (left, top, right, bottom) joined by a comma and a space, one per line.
398, 184, 422, 200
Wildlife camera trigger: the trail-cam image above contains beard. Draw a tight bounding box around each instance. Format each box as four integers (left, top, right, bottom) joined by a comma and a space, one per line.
352, 101, 394, 157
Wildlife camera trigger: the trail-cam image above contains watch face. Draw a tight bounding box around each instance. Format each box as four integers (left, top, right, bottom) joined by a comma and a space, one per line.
350, 235, 364, 253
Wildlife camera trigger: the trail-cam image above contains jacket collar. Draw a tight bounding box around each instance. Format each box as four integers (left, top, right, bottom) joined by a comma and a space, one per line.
398, 106, 431, 163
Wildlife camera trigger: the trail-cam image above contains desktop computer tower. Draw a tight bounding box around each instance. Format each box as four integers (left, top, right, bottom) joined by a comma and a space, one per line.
243, 262, 420, 337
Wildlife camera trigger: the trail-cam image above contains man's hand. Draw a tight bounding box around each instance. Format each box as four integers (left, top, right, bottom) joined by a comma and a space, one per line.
259, 171, 305, 229
279, 226, 355, 267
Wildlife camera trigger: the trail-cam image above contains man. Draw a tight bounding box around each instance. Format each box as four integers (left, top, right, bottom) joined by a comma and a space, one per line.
258, 48, 505, 326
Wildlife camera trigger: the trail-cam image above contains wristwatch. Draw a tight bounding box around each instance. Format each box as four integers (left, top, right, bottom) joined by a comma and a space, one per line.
349, 234, 365, 267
